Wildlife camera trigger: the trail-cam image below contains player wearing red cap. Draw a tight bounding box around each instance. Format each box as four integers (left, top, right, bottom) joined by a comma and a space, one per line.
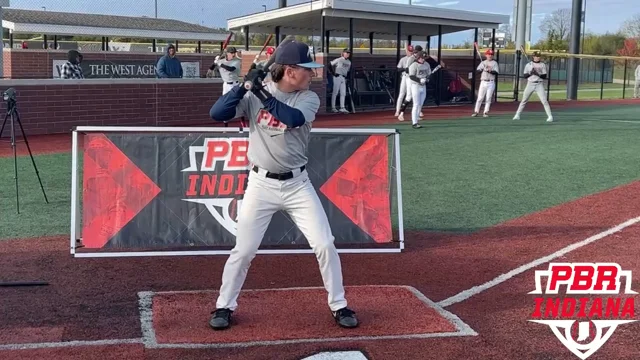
251, 46, 275, 82
472, 49, 499, 118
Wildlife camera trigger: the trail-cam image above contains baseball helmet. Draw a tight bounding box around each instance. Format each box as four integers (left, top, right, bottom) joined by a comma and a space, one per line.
226, 46, 237, 53
485, 49, 494, 55
532, 51, 541, 57
266, 46, 275, 55
413, 45, 423, 52
407, 45, 414, 52
415, 51, 427, 60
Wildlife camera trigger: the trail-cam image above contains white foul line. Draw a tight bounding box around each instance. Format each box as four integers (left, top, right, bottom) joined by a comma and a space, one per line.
0, 338, 142, 351
437, 216, 640, 308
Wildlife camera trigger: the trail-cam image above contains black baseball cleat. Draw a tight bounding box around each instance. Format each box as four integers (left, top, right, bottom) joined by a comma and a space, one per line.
209, 308, 233, 330
412, 124, 422, 129
333, 307, 359, 328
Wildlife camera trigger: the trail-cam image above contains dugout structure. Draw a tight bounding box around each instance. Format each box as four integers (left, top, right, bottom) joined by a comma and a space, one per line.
70, 126, 404, 257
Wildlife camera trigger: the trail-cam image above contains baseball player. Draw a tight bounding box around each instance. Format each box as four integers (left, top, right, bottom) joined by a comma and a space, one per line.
329, 48, 352, 113
634, 62, 640, 99
513, 51, 553, 122
215, 46, 242, 95
472, 49, 499, 117
396, 45, 424, 121
407, 51, 431, 129
251, 46, 274, 71
208, 40, 358, 331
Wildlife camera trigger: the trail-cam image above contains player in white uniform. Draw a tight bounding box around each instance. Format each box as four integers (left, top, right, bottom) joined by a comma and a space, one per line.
215, 46, 242, 95
407, 51, 431, 129
251, 46, 275, 83
397, 45, 424, 121
472, 49, 499, 118
634, 63, 640, 99
513, 51, 553, 122
330, 48, 352, 113
208, 40, 358, 331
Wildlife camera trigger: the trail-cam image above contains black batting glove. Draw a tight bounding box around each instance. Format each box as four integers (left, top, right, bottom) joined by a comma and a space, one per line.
243, 69, 272, 102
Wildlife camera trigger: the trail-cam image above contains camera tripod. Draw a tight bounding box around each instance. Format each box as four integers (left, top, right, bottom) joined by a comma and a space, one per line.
0, 97, 49, 214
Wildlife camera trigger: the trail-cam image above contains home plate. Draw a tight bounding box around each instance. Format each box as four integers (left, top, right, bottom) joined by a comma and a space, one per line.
138, 285, 477, 348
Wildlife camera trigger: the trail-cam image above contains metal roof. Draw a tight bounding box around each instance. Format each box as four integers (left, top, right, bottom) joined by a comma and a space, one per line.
227, 0, 511, 41
2, 8, 231, 41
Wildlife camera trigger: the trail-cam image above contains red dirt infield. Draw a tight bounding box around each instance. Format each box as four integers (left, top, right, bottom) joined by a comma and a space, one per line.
149, 286, 460, 346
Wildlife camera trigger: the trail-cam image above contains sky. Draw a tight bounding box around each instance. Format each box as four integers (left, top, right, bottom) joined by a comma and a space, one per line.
9, 0, 636, 45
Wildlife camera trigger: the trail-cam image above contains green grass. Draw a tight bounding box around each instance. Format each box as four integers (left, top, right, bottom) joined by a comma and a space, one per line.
1, 104, 640, 239
0, 152, 72, 239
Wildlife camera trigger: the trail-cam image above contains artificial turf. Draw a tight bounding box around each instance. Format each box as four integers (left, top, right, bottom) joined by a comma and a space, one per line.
1, 104, 639, 240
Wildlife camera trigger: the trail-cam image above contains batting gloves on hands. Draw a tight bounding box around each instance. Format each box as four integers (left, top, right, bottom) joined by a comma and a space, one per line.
420, 78, 427, 85
243, 69, 272, 102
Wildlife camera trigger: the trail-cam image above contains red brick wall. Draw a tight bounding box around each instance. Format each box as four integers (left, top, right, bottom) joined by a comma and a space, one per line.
0, 78, 328, 136
2, 49, 218, 79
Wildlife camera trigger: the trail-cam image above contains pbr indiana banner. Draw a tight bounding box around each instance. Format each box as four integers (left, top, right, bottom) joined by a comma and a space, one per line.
53, 60, 201, 79
80, 132, 394, 251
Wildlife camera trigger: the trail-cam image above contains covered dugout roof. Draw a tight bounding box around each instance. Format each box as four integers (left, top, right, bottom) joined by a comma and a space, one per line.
227, 0, 510, 41
2, 8, 231, 42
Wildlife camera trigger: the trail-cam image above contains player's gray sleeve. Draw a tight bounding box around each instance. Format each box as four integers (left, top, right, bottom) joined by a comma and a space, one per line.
538, 63, 547, 75
476, 62, 484, 71
331, 58, 339, 66
296, 91, 321, 123
406, 56, 415, 68
397, 58, 405, 68
523, 63, 532, 74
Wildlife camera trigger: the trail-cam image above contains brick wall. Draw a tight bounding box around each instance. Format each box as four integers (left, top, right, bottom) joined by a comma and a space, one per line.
2, 49, 218, 79
0, 78, 328, 136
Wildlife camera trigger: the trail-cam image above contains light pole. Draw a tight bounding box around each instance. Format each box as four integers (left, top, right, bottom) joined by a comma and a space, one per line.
581, 0, 586, 53
262, 5, 266, 12
155, 0, 158, 18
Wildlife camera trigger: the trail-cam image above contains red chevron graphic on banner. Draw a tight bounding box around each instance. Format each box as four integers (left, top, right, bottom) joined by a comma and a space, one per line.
82, 134, 161, 248
320, 135, 392, 243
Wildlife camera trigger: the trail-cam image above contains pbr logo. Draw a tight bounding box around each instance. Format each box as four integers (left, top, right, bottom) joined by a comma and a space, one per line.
180, 138, 250, 236
529, 263, 637, 359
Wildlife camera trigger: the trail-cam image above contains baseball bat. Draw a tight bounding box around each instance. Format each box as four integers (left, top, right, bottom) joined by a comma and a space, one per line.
519, 45, 530, 62
473, 42, 483, 60
258, 34, 274, 57
244, 35, 296, 90
221, 32, 233, 52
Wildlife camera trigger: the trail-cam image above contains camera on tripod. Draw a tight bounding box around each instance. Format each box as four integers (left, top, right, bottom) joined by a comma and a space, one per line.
3, 87, 16, 104
1, 87, 48, 214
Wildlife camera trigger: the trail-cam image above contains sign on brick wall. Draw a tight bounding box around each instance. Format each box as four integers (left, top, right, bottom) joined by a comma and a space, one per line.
52, 60, 200, 79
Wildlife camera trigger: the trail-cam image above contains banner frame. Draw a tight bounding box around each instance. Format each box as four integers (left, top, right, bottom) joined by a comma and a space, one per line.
70, 126, 404, 257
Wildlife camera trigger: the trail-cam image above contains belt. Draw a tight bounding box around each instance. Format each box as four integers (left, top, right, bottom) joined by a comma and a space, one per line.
226, 81, 238, 84
252, 165, 306, 181
482, 79, 495, 82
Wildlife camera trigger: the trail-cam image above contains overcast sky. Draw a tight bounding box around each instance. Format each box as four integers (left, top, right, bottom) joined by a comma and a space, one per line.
10, 0, 635, 44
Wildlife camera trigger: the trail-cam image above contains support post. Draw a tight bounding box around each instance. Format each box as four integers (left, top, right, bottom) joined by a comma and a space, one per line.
102, 37, 106, 51
152, 39, 157, 52
325, 30, 330, 53
472, 28, 478, 103
349, 18, 354, 110
426, 36, 430, 54
408, 35, 412, 45
566, 0, 583, 100
320, 13, 325, 53
174, 40, 178, 52
600, 58, 605, 100
244, 26, 249, 51
275, 26, 281, 46
54, 35, 58, 50
396, 21, 402, 100
437, 25, 442, 106
622, 60, 627, 99
9, 31, 13, 49
369, 32, 373, 54
492, 28, 497, 103
43, 34, 47, 49
197, 41, 201, 53
105, 37, 110, 51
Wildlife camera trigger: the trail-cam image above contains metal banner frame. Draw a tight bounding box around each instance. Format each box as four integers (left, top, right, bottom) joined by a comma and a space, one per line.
70, 126, 404, 257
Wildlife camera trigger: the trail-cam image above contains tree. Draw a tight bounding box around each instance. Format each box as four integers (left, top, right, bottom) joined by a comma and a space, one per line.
618, 38, 639, 57
621, 14, 640, 39
539, 8, 571, 40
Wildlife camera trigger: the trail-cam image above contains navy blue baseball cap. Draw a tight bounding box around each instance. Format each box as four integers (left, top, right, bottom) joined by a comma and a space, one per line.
274, 41, 323, 69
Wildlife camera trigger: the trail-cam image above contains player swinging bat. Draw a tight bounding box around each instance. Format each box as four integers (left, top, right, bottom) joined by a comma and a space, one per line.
209, 39, 358, 331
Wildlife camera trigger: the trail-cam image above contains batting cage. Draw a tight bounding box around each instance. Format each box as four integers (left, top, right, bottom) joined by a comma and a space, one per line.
69, 126, 404, 257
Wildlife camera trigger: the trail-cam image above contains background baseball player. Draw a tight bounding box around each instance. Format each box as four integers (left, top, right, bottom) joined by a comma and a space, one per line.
513, 51, 553, 122
397, 45, 424, 121
634, 62, 640, 99
208, 40, 358, 331
251, 46, 274, 71
215, 46, 242, 95
395, 45, 414, 118
472, 49, 499, 117
329, 48, 352, 113
407, 51, 431, 129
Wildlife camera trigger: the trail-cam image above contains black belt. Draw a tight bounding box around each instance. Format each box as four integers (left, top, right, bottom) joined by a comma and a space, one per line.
226, 81, 238, 84
482, 80, 495, 82
252, 165, 305, 181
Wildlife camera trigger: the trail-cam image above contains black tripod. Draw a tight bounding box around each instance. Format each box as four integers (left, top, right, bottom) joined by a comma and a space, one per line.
0, 89, 49, 214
